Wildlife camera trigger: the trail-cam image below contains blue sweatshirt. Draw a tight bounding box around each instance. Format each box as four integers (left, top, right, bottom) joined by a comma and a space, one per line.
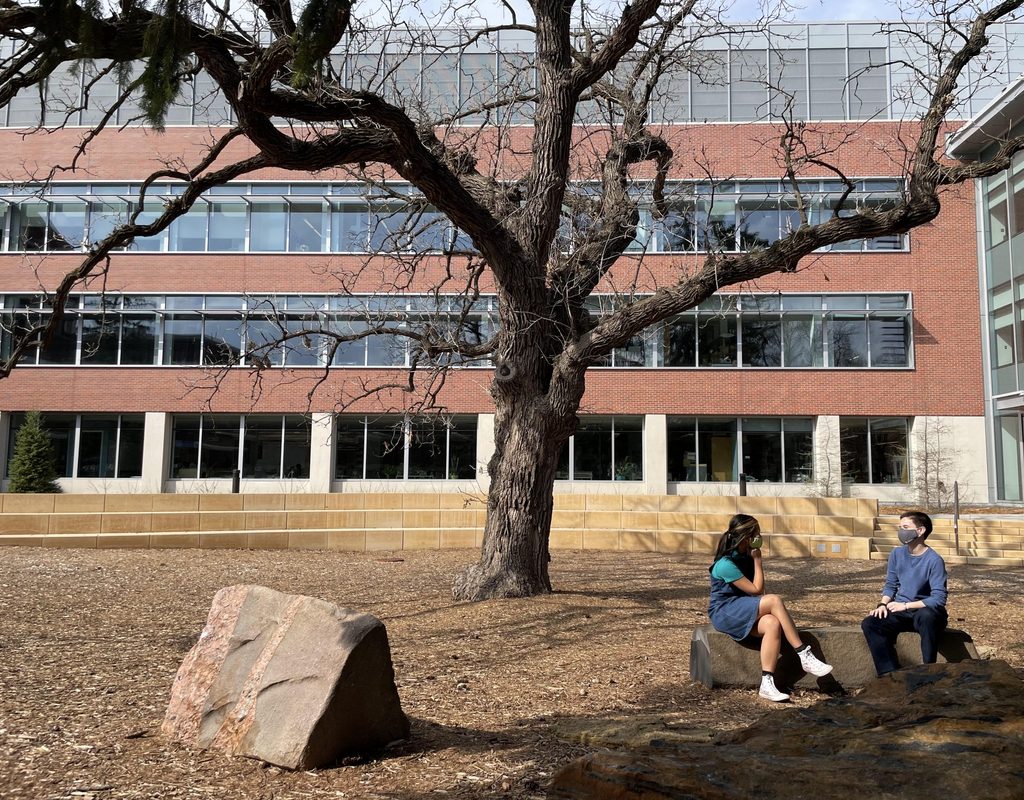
882, 546, 948, 608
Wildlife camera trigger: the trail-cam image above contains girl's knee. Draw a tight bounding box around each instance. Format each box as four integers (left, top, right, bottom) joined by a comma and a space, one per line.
763, 593, 784, 610
760, 614, 782, 634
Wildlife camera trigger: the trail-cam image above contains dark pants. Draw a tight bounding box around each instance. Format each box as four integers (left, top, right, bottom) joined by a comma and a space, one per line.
861, 606, 948, 677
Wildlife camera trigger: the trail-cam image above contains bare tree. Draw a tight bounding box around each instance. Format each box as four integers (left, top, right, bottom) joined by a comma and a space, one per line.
1, 0, 1024, 599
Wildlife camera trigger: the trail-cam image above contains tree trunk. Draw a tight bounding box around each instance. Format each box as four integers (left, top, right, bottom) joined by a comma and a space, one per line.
452, 397, 574, 601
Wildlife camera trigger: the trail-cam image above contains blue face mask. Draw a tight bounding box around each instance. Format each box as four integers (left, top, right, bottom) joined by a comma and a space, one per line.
898, 528, 919, 545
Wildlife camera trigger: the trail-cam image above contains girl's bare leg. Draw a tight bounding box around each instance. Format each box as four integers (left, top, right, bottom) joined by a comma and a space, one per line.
755, 614, 783, 672
757, 594, 804, 650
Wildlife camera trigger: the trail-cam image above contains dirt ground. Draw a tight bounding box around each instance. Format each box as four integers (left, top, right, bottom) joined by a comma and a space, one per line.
1, 547, 1022, 800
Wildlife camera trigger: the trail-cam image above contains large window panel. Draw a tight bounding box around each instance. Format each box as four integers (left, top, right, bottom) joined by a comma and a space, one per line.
163, 314, 203, 365
870, 418, 909, 484
203, 315, 243, 366
572, 417, 613, 480
200, 415, 241, 478
407, 418, 448, 479
690, 51, 728, 121
839, 417, 869, 483
81, 314, 119, 364
331, 203, 369, 251
249, 202, 288, 251
769, 48, 807, 118
808, 48, 847, 120
287, 202, 325, 252
37, 316, 78, 364
742, 314, 782, 366
365, 419, 407, 479
869, 314, 910, 367
742, 417, 783, 482
698, 314, 737, 366
612, 416, 644, 481
730, 49, 768, 122
76, 415, 120, 477
334, 417, 367, 479
208, 201, 247, 251
783, 418, 814, 482
698, 417, 737, 482
120, 314, 157, 364
829, 314, 868, 367
663, 315, 697, 367
666, 416, 698, 481
14, 203, 47, 250
48, 202, 87, 250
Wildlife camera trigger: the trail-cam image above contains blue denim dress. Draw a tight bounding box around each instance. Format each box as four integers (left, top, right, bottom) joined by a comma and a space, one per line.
708, 553, 761, 641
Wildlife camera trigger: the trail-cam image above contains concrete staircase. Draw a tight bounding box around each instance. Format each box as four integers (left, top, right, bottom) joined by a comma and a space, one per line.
872, 515, 1024, 567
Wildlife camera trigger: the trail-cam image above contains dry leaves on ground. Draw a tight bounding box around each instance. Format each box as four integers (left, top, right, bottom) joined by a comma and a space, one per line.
1, 547, 1021, 799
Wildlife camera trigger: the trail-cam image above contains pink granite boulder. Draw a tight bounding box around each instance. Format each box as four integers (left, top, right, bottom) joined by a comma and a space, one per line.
162, 584, 409, 769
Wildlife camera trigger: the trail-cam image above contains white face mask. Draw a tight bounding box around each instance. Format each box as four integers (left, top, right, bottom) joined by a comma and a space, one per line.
898, 527, 919, 545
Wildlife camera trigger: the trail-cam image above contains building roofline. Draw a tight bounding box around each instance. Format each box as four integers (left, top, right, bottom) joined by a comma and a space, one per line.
947, 75, 1024, 158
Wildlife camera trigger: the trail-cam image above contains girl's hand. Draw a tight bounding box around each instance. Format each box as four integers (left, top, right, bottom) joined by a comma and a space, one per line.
750, 548, 762, 560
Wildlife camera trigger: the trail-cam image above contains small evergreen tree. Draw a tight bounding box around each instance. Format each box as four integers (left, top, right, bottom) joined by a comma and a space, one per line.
7, 411, 62, 493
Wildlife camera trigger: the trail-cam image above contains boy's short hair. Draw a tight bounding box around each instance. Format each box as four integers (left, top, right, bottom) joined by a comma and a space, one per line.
900, 510, 933, 538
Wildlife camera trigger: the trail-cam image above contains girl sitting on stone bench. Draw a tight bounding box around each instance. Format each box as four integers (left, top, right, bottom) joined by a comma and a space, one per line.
708, 514, 833, 701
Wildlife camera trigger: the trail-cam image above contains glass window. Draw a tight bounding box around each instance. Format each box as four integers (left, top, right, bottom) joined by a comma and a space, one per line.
117, 415, 145, 477
666, 416, 698, 481
808, 48, 847, 120
243, 316, 285, 367
408, 418, 448, 479
169, 204, 209, 251
701, 199, 737, 251
331, 203, 369, 251
840, 416, 909, 484
987, 178, 1009, 250
171, 415, 201, 478
81, 314, 119, 364
14, 203, 48, 250
663, 315, 696, 366
612, 416, 643, 481
847, 48, 887, 120
250, 202, 288, 251
120, 314, 157, 364
742, 417, 782, 482
870, 417, 909, 484
738, 197, 780, 250
334, 416, 366, 479
423, 54, 461, 118
769, 48, 807, 119
460, 53, 497, 124
573, 417, 613, 480
829, 314, 868, 367
8, 413, 77, 477
200, 415, 240, 478
242, 415, 310, 479
208, 201, 246, 251
76, 414, 120, 477
690, 51, 728, 121
37, 316, 78, 364
698, 313, 737, 366
783, 418, 814, 482
448, 417, 477, 479
365, 418, 407, 479
742, 314, 782, 366
730, 49, 768, 122
203, 315, 243, 366
281, 319, 323, 366
782, 313, 823, 367
87, 201, 129, 247
869, 314, 911, 367
699, 417, 737, 482
48, 202, 87, 250
661, 202, 697, 252
288, 202, 325, 252
163, 314, 203, 365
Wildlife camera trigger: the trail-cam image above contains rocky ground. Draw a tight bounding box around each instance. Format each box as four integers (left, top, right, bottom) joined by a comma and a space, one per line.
1, 547, 1021, 800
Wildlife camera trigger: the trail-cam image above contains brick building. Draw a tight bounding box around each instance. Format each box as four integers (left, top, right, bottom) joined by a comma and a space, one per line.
0, 21, 1017, 502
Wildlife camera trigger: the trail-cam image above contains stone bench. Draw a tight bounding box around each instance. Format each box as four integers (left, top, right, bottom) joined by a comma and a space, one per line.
690, 625, 978, 690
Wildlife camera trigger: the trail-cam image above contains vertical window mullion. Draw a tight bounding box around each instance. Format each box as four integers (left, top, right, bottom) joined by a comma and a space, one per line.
113, 414, 121, 477
237, 416, 245, 474
71, 413, 82, 479
865, 419, 873, 484
197, 415, 204, 478
279, 415, 286, 479
403, 417, 411, 480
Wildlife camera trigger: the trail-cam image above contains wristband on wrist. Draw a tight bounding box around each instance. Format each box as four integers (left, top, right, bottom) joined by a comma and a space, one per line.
877, 602, 887, 608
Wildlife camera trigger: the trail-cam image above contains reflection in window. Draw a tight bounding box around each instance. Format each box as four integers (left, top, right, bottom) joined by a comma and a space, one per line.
557, 416, 643, 481
334, 415, 477, 479
840, 416, 908, 484
5, 412, 144, 478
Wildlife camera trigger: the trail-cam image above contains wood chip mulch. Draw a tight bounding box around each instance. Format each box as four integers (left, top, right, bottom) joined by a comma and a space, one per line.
1, 547, 1021, 799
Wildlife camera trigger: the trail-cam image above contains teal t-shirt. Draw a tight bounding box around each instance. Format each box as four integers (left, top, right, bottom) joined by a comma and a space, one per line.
711, 555, 744, 583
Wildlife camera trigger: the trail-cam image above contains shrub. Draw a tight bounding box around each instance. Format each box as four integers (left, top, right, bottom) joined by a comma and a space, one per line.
7, 411, 61, 493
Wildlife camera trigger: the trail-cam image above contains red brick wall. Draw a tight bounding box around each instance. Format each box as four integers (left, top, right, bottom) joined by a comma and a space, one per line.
0, 120, 984, 418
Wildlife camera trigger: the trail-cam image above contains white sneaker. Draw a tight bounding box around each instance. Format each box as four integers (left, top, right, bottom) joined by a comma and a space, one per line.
759, 674, 790, 702
798, 647, 833, 677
